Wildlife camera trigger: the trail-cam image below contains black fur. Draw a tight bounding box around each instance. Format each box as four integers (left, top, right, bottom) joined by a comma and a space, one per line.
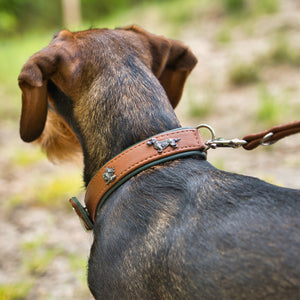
88, 156, 300, 299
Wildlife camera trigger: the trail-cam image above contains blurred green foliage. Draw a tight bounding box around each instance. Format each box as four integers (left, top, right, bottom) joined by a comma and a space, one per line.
266, 35, 300, 66
0, 0, 280, 36
0, 281, 33, 300
229, 62, 260, 86
256, 86, 288, 127
7, 171, 83, 210
0, 0, 62, 35
219, 0, 278, 15
21, 234, 63, 275
0, 0, 172, 36
81, 0, 142, 23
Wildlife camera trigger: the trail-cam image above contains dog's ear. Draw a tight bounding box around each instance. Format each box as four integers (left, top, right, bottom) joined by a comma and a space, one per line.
124, 25, 198, 108
18, 47, 62, 142
155, 39, 198, 108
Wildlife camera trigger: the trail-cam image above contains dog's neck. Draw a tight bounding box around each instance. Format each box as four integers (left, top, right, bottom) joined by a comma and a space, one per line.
75, 71, 181, 186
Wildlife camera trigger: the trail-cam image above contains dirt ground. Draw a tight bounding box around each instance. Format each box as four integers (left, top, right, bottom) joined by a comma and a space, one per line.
0, 1, 299, 299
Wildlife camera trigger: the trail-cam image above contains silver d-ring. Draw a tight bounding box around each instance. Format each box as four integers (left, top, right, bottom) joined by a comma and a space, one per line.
196, 124, 216, 141
260, 132, 274, 146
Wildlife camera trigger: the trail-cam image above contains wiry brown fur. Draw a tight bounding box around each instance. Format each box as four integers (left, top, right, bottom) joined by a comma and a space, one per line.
37, 108, 82, 161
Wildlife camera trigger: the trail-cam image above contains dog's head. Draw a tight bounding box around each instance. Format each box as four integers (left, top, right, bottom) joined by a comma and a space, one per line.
18, 25, 197, 161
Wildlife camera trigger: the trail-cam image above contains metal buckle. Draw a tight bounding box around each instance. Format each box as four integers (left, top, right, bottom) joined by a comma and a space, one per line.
196, 124, 247, 150
206, 138, 248, 149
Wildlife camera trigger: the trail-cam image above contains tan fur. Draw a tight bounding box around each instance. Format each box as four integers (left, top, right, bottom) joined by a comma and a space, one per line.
37, 109, 82, 162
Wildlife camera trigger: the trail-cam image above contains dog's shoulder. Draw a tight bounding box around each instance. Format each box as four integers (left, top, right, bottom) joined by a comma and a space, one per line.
90, 157, 300, 298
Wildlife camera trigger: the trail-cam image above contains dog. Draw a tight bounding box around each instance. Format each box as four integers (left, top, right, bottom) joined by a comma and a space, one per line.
18, 25, 300, 299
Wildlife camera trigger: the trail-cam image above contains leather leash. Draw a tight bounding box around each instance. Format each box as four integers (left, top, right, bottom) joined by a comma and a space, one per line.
242, 120, 300, 150
70, 121, 300, 231
204, 121, 300, 150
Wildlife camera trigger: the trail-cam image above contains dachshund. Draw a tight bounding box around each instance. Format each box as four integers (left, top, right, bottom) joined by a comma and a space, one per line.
18, 25, 300, 299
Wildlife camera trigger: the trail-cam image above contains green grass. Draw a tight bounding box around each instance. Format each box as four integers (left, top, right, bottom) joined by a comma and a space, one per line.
0, 234, 88, 299
6, 171, 83, 210
214, 0, 279, 45
35, 173, 83, 207
188, 100, 215, 118
10, 147, 46, 166
218, 0, 278, 16
188, 93, 216, 119
187, 80, 217, 118
254, 0, 279, 14
252, 32, 300, 68
265, 37, 300, 66
228, 62, 261, 86
227, 34, 300, 87
0, 281, 33, 300
23, 248, 59, 276
255, 86, 286, 127
220, 0, 246, 15
21, 234, 63, 275
68, 253, 88, 285
216, 26, 232, 44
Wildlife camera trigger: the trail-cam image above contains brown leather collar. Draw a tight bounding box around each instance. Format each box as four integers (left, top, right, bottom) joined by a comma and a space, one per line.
70, 127, 206, 230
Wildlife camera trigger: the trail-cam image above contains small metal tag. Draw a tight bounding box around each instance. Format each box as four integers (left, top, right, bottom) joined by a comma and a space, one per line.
103, 166, 117, 184
147, 138, 181, 153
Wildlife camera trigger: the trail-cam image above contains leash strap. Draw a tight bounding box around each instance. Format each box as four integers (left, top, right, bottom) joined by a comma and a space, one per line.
70, 127, 206, 230
242, 120, 300, 150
